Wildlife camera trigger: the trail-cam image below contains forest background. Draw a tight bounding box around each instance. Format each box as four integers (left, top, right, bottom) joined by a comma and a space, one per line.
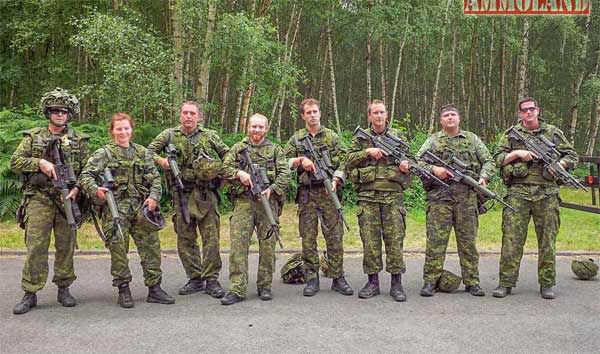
0, 0, 598, 250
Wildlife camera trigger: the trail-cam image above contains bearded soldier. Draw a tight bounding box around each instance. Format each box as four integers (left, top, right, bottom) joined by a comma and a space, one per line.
11, 88, 89, 314
147, 101, 229, 298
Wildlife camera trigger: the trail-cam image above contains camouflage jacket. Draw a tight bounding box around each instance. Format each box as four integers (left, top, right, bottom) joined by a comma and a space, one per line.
10, 125, 90, 196
80, 142, 162, 203
284, 126, 346, 186
418, 129, 495, 200
147, 125, 229, 186
346, 126, 412, 199
493, 120, 578, 198
222, 137, 291, 200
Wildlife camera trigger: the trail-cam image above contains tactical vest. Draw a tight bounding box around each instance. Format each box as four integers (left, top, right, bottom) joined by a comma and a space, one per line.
429, 131, 482, 178
103, 143, 152, 200
292, 129, 337, 186
230, 140, 278, 197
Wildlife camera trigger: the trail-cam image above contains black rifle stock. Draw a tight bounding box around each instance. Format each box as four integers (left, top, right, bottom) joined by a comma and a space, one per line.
239, 147, 283, 249
297, 136, 350, 231
506, 127, 587, 191
101, 168, 125, 242
353, 126, 450, 190
164, 142, 191, 224
420, 151, 516, 212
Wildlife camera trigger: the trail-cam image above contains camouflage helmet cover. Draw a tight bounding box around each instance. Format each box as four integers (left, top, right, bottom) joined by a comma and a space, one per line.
40, 87, 80, 118
280, 253, 305, 284
436, 269, 462, 292
571, 258, 598, 280
136, 205, 166, 232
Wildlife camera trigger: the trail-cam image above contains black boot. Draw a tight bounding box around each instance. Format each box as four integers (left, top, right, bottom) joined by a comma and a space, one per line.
465, 284, 485, 297
57, 286, 77, 307
117, 283, 134, 309
492, 285, 512, 298
258, 288, 273, 301
13, 292, 37, 315
390, 274, 406, 302
358, 273, 380, 299
147, 284, 175, 304
205, 279, 226, 299
221, 292, 244, 305
303, 277, 320, 297
540, 286, 555, 300
178, 278, 205, 295
420, 283, 435, 297
331, 276, 354, 296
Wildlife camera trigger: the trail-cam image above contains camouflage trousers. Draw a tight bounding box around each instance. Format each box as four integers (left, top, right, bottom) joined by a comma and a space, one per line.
21, 195, 76, 293
102, 200, 162, 287
423, 192, 480, 285
357, 198, 406, 275
499, 194, 560, 287
297, 186, 345, 281
173, 188, 222, 281
227, 197, 279, 297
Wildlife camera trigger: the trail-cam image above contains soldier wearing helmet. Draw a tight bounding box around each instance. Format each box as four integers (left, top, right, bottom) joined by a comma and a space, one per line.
10, 88, 90, 315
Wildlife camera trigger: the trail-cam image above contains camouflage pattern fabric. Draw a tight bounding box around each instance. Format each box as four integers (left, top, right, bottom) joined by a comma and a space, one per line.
222, 138, 290, 297
284, 127, 347, 281
417, 130, 494, 286
147, 126, 229, 281
281, 253, 305, 284
346, 127, 410, 276
494, 121, 578, 288
10, 126, 89, 293
80, 142, 163, 287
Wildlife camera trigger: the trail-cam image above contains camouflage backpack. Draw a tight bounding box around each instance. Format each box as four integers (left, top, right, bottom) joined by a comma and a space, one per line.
437, 269, 462, 292
281, 253, 305, 284
571, 259, 598, 280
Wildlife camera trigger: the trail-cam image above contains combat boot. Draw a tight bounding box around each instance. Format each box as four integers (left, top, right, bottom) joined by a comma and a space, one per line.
390, 274, 406, 302
540, 286, 555, 300
258, 288, 273, 301
221, 292, 244, 305
178, 278, 205, 295
117, 283, 134, 309
358, 273, 380, 299
57, 286, 77, 307
465, 284, 485, 297
492, 286, 512, 298
303, 277, 320, 297
420, 283, 435, 297
13, 292, 37, 315
147, 284, 175, 304
331, 276, 354, 296
205, 279, 226, 299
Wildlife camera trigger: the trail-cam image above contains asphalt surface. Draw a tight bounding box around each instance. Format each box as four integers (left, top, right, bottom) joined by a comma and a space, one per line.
1, 254, 599, 354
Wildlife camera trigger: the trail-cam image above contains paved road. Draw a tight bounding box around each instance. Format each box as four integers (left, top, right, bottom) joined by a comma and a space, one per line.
1, 254, 598, 354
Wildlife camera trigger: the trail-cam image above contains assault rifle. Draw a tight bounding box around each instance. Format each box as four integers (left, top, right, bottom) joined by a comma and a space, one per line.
353, 127, 450, 190
296, 136, 350, 231
164, 141, 191, 224
506, 127, 587, 191
239, 147, 283, 249
47, 137, 82, 241
101, 167, 125, 242
420, 151, 516, 212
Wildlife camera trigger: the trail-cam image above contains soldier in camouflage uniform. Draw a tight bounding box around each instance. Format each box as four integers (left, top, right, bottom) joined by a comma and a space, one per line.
80, 113, 174, 308
147, 101, 229, 298
220, 113, 291, 305
11, 88, 88, 315
284, 98, 353, 297
417, 104, 495, 297
346, 100, 411, 302
492, 97, 578, 300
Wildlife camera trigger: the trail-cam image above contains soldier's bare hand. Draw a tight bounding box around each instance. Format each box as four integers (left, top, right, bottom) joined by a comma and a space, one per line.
366, 147, 384, 160
237, 170, 253, 187
478, 178, 488, 187
66, 187, 79, 200
157, 157, 170, 170
39, 159, 57, 179
398, 160, 410, 174
517, 150, 538, 162
301, 157, 315, 172
331, 177, 340, 192
261, 188, 272, 200
144, 198, 157, 212
96, 187, 109, 201
432, 166, 453, 180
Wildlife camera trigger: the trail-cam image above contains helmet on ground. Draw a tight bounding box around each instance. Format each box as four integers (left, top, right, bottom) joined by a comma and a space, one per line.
571, 259, 598, 280
136, 205, 166, 232
437, 269, 462, 292
280, 253, 305, 284
40, 87, 80, 119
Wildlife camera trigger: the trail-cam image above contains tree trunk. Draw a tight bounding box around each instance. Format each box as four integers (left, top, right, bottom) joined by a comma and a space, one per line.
500, 21, 507, 127
390, 34, 407, 126
428, 0, 452, 134
518, 18, 529, 98
569, 15, 591, 144
487, 18, 495, 132
587, 95, 600, 155
170, 0, 184, 105
379, 35, 386, 104
366, 28, 373, 107
196, 0, 217, 107
327, 18, 341, 132
219, 71, 230, 130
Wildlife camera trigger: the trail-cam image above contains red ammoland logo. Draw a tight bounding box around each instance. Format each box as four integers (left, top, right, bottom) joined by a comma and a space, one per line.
464, 0, 590, 15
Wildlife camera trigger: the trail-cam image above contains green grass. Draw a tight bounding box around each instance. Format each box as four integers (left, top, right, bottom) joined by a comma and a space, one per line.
1, 188, 598, 252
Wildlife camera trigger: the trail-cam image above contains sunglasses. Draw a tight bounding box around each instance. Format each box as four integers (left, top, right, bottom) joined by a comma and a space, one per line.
520, 107, 537, 113
49, 108, 69, 115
